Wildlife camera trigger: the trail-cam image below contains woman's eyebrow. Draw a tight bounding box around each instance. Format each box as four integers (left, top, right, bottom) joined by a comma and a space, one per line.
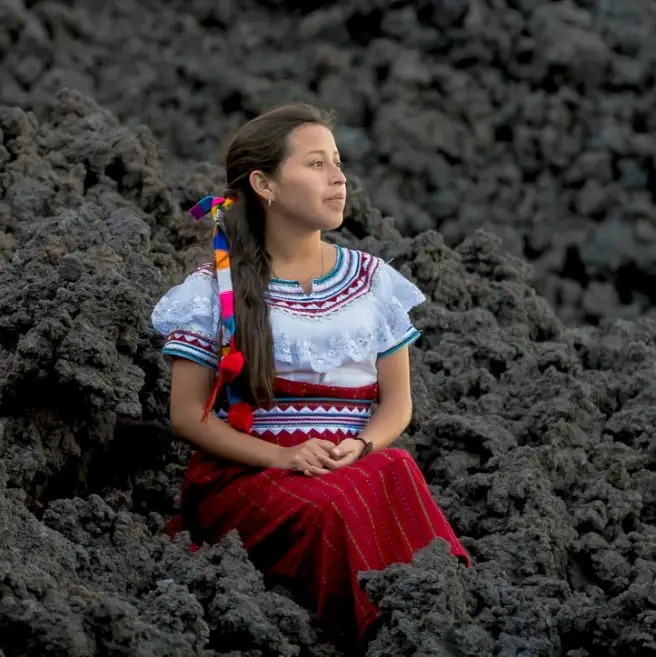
306, 149, 340, 156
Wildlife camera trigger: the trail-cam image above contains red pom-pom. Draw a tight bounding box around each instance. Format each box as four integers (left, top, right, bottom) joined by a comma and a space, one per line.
227, 401, 254, 433
219, 350, 245, 382
165, 515, 184, 538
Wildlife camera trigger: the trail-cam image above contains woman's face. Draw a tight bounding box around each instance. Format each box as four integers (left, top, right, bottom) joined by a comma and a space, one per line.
267, 123, 347, 231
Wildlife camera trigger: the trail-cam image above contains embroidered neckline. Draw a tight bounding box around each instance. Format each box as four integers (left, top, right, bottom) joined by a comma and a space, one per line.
266, 251, 378, 316
270, 245, 344, 292
268, 246, 357, 301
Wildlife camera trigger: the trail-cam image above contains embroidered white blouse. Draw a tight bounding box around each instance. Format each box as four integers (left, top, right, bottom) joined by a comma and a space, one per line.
151, 246, 425, 387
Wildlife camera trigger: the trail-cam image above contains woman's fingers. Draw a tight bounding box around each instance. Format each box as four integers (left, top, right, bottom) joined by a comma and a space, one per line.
312, 448, 340, 469
304, 466, 330, 477
314, 439, 338, 452
297, 451, 329, 471
297, 444, 339, 470
316, 454, 340, 469
293, 441, 344, 475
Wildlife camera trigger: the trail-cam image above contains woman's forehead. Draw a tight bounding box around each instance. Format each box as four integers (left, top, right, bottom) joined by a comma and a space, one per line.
287, 123, 338, 157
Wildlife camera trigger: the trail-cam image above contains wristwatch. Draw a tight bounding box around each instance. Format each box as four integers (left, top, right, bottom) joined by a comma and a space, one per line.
354, 436, 373, 459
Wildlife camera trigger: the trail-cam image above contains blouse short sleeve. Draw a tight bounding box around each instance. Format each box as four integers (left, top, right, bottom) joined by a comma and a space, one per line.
372, 260, 426, 359
150, 265, 221, 369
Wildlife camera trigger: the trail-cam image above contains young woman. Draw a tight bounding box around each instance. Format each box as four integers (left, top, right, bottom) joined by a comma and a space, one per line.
151, 103, 470, 648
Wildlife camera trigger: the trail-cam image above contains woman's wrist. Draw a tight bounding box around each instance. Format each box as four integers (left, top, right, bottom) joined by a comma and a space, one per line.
262, 442, 285, 468
353, 436, 374, 458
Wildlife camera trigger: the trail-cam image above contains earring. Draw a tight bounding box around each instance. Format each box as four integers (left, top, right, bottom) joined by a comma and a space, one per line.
268, 198, 272, 208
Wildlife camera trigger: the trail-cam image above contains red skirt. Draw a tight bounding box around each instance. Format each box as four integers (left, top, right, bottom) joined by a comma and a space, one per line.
166, 378, 470, 643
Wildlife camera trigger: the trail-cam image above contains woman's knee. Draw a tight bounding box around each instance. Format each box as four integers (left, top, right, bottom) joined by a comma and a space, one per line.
372, 447, 417, 470
383, 447, 414, 463
374, 447, 424, 479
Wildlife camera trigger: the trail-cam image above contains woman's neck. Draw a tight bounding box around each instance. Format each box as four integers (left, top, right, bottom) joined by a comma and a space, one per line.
265, 219, 323, 267
266, 226, 338, 288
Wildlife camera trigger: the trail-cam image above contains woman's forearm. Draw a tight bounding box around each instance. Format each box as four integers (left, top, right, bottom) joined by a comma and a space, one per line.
171, 404, 281, 468
358, 399, 412, 452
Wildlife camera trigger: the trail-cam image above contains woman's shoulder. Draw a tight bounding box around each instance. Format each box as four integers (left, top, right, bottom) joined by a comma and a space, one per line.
336, 244, 379, 266
338, 246, 424, 303
330, 245, 383, 288
151, 263, 219, 341
188, 262, 216, 280
158, 262, 218, 300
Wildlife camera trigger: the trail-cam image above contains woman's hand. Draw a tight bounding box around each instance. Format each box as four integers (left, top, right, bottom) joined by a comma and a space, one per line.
328, 438, 366, 469
272, 439, 340, 475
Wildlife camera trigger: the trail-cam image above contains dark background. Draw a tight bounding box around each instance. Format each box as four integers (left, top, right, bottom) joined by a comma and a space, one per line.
0, 2, 654, 656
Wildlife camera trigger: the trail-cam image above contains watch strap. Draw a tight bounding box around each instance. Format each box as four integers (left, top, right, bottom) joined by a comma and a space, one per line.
353, 436, 372, 459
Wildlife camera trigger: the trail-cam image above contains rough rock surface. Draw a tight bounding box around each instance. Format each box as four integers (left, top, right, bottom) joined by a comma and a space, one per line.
1, 90, 655, 657
1, 0, 655, 324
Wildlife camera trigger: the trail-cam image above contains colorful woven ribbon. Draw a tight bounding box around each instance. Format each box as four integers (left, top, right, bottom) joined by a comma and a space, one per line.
189, 195, 252, 430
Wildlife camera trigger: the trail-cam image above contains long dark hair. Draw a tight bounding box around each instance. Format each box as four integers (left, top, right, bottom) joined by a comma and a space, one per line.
220, 103, 335, 402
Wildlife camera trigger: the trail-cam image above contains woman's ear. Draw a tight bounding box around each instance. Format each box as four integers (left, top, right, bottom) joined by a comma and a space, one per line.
248, 170, 274, 204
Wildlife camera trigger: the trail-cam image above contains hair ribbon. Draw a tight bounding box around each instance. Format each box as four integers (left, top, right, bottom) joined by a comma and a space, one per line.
188, 195, 253, 430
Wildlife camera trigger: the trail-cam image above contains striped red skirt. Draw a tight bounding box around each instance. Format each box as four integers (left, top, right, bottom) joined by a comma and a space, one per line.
167, 378, 470, 644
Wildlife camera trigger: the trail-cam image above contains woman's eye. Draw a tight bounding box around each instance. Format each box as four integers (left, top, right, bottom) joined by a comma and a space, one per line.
335, 162, 342, 169
312, 161, 323, 168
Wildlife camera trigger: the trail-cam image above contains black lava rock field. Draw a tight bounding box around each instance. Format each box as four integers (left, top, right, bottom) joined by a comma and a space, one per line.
0, 1, 654, 656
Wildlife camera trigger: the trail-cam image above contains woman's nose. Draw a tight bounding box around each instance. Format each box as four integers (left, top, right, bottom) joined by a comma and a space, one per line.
332, 166, 346, 183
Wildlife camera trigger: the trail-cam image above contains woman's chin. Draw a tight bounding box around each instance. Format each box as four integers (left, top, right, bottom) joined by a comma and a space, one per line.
297, 208, 345, 232
320, 209, 345, 231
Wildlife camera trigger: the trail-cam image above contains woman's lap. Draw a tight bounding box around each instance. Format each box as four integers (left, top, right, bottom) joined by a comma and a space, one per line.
194, 448, 414, 536
191, 446, 469, 566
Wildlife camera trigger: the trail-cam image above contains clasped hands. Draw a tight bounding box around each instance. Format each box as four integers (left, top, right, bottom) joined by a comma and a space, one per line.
272, 438, 366, 476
